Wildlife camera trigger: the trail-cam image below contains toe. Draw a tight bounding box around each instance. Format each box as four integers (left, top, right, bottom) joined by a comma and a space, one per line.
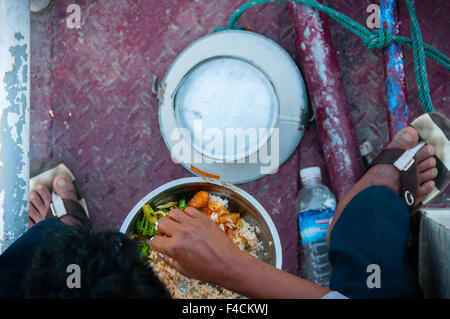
34, 183, 52, 214
418, 180, 435, 198
416, 145, 435, 163
418, 168, 438, 184
35, 183, 52, 203
30, 191, 46, 213
388, 127, 419, 150
53, 175, 78, 201
29, 203, 41, 227
417, 157, 436, 173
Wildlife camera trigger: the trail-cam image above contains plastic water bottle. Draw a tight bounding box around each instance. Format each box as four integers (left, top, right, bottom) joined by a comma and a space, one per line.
296, 167, 336, 288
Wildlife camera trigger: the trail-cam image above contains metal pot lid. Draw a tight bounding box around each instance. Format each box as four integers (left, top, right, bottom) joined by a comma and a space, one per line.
175, 57, 278, 162
159, 30, 308, 184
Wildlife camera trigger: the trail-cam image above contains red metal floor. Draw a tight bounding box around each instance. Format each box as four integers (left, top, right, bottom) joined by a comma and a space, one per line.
30, 0, 449, 275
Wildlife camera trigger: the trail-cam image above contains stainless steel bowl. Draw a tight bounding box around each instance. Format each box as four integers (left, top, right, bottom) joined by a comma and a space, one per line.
120, 177, 282, 269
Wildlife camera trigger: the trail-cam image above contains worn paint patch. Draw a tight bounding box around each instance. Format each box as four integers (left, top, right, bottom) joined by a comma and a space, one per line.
311, 38, 329, 86
0, 32, 29, 252
380, 0, 408, 139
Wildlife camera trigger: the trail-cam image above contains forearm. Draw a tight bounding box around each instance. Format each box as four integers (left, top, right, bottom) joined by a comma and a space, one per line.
151, 208, 330, 298
216, 250, 330, 299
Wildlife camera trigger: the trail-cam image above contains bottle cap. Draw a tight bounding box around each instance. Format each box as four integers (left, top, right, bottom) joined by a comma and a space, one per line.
299, 166, 321, 183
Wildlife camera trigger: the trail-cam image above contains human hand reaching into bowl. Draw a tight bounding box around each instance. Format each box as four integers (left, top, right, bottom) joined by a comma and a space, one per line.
150, 207, 239, 284
150, 207, 330, 299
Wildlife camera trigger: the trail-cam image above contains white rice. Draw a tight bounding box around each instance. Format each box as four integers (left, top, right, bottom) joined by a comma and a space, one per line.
209, 194, 229, 208
232, 219, 263, 255
210, 212, 219, 223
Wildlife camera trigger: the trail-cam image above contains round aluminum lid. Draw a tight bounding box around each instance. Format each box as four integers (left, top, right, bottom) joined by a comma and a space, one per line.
175, 57, 278, 162
159, 30, 308, 184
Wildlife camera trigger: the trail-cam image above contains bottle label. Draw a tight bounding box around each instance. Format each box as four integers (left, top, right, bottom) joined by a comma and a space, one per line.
297, 208, 335, 245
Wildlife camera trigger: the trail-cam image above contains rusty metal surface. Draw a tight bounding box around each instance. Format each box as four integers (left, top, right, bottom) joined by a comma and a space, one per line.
289, 2, 365, 201
29, 0, 449, 275
30, 9, 53, 165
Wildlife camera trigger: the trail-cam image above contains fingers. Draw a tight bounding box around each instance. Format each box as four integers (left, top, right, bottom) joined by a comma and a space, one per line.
415, 145, 435, 163
184, 207, 204, 218
418, 168, 438, 184
159, 253, 173, 266
169, 209, 189, 223
157, 216, 181, 236
159, 253, 181, 270
150, 235, 173, 256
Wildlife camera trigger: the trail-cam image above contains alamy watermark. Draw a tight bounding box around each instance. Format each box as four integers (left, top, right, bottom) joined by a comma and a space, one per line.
366, 264, 381, 288
366, 4, 381, 29
169, 121, 280, 174
66, 4, 81, 29
66, 264, 81, 289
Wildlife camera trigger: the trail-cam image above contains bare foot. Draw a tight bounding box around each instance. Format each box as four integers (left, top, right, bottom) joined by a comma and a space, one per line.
29, 175, 81, 228
327, 127, 438, 244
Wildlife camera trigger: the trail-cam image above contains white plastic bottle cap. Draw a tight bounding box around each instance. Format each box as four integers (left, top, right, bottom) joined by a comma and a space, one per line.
299, 166, 321, 183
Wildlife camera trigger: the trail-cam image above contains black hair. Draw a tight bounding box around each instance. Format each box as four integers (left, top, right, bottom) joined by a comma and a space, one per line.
21, 222, 171, 299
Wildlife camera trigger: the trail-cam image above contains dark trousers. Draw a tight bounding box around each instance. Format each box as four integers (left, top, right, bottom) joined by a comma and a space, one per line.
0, 218, 61, 298
329, 185, 422, 298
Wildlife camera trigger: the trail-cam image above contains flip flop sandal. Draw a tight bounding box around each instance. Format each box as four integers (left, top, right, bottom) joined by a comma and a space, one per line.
369, 112, 450, 214
30, 160, 90, 227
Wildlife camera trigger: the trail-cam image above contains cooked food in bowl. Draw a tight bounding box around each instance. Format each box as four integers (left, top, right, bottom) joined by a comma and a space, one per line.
131, 190, 267, 298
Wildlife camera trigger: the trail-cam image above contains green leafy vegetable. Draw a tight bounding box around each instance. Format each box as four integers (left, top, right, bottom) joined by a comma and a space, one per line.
138, 242, 149, 261
178, 198, 187, 211
134, 204, 158, 237
142, 204, 155, 220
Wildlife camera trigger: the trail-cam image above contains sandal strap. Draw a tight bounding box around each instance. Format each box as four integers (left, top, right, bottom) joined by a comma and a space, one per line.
47, 194, 90, 228
369, 148, 404, 166
399, 164, 418, 209
369, 148, 418, 210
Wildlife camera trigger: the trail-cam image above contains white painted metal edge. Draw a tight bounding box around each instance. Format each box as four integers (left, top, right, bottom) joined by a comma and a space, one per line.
0, 0, 30, 253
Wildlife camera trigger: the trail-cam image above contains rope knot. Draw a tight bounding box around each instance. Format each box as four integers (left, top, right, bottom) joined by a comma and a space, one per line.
363, 29, 393, 49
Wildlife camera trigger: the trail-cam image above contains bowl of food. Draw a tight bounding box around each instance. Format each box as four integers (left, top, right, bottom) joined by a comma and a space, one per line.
120, 177, 282, 298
